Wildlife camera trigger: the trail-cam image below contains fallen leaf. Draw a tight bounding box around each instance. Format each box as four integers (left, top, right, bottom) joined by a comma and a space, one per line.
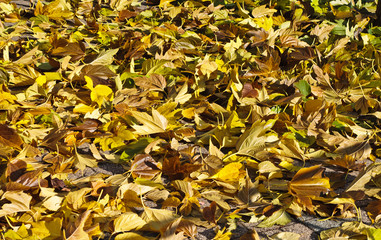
131, 154, 160, 179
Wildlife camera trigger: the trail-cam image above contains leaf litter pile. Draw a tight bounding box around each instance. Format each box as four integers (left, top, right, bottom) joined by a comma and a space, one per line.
2, 0, 381, 239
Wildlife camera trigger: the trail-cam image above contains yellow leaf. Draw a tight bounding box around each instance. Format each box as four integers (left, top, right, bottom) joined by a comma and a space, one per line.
66, 188, 92, 210
42, 195, 63, 211
0, 191, 32, 217
73, 104, 95, 114
159, 0, 173, 8
114, 212, 146, 232
224, 111, 245, 129
213, 228, 232, 240
75, 151, 98, 170
254, 17, 273, 31
3, 224, 30, 239
114, 232, 149, 240
85, 76, 114, 107
215, 58, 227, 73
66, 210, 98, 240
197, 55, 218, 78
0, 85, 16, 110
182, 107, 195, 119
212, 162, 243, 182
175, 83, 192, 104
31, 218, 62, 240
141, 208, 178, 232
91, 85, 114, 107
36, 75, 47, 86
289, 165, 330, 197
84, 76, 94, 90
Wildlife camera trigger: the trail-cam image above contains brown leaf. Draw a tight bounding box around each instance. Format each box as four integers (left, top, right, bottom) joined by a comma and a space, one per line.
334, 138, 371, 161
236, 174, 260, 206
247, 29, 268, 46
51, 178, 70, 192
313, 64, 331, 87
161, 217, 185, 240
366, 200, 381, 222
122, 38, 146, 60
241, 82, 259, 99
6, 159, 27, 181
354, 96, 371, 115
79, 64, 116, 87
131, 154, 161, 179
51, 41, 86, 61
326, 155, 365, 171
0, 124, 23, 149
66, 210, 100, 240
162, 153, 202, 180
134, 73, 166, 92
310, 24, 335, 43
90, 181, 112, 197
118, 9, 138, 21
6, 168, 49, 191
40, 128, 70, 155
202, 201, 217, 224
70, 119, 102, 132
281, 47, 315, 70
240, 230, 261, 240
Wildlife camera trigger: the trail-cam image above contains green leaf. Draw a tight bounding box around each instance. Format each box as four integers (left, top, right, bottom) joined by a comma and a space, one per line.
120, 138, 153, 161
294, 80, 311, 97
366, 228, 381, 240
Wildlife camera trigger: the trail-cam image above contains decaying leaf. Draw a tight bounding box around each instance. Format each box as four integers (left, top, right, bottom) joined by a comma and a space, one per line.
203, 201, 217, 224
0, 124, 23, 149
130, 154, 161, 179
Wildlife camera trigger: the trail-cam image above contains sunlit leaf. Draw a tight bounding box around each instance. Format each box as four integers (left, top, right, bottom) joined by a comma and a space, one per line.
212, 162, 244, 182
130, 109, 168, 135
141, 207, 179, 232
114, 212, 146, 232
257, 209, 292, 228
289, 165, 330, 197
0, 191, 32, 217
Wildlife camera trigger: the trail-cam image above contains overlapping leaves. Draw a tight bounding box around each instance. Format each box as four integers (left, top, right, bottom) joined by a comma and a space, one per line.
1, 0, 381, 239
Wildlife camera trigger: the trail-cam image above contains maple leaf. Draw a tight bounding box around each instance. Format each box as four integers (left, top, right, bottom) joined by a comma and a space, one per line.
129, 109, 168, 135
289, 165, 330, 211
